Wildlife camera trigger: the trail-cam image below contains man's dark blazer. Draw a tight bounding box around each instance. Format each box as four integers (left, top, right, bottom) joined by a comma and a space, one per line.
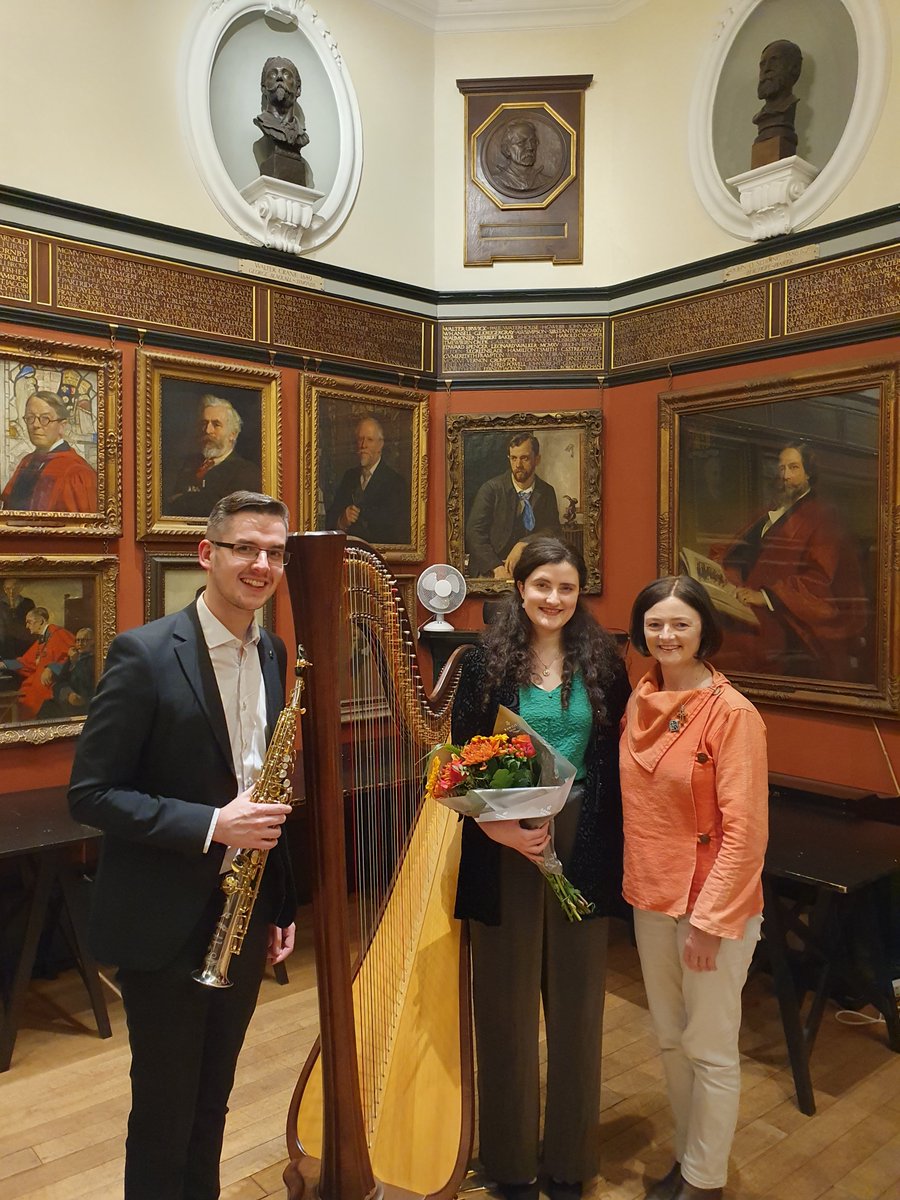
465, 473, 561, 576
165, 452, 261, 518
68, 602, 295, 971
324, 459, 410, 545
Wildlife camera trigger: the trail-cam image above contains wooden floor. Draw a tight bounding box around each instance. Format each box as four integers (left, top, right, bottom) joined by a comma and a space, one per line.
2, 916, 899, 1200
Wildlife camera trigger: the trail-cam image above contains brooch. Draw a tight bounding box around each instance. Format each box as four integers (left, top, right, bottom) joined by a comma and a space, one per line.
668, 704, 687, 733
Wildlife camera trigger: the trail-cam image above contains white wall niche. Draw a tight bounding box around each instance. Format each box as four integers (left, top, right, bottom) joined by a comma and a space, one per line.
688, 0, 890, 242
184, 0, 363, 253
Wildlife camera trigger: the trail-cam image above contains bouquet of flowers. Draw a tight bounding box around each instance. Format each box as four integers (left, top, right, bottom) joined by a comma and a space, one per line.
425, 707, 593, 921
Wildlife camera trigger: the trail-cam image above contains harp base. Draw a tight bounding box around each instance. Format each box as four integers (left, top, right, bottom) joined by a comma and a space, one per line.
283, 1155, 428, 1200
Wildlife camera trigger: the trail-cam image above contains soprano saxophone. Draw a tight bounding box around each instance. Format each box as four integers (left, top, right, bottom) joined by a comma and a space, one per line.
194, 647, 309, 989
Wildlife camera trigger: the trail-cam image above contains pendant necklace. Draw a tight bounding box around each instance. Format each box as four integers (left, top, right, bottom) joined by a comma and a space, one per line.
669, 704, 688, 733
532, 649, 562, 678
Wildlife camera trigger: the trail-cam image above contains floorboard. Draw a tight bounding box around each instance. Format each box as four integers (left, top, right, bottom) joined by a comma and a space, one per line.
2, 915, 899, 1199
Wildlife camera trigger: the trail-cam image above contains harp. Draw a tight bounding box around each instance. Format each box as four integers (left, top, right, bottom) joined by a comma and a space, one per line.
283, 532, 473, 1200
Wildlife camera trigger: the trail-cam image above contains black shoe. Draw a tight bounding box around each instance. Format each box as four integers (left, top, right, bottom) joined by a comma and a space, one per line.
548, 1180, 582, 1200
495, 1182, 540, 1200
645, 1162, 682, 1200
672, 1182, 722, 1200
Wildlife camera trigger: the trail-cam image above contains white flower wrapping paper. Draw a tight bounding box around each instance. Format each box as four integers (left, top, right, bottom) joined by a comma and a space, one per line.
426, 707, 590, 918
425, 705, 575, 821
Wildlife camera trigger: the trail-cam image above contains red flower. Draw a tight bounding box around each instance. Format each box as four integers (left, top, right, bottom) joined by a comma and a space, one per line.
511, 734, 536, 758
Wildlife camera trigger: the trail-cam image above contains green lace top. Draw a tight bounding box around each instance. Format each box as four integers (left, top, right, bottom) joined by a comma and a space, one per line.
519, 671, 592, 781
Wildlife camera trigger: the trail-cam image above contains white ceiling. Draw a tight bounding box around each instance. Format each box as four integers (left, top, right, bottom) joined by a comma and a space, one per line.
366, 0, 651, 34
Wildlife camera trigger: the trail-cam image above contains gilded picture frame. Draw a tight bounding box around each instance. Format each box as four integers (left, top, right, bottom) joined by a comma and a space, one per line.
0, 555, 118, 745
137, 351, 281, 539
300, 374, 428, 563
0, 336, 122, 537
144, 551, 273, 629
658, 360, 899, 717
446, 409, 603, 595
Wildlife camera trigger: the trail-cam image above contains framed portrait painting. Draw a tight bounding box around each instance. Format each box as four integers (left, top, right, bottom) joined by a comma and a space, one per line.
446, 410, 603, 595
658, 360, 899, 717
144, 551, 273, 629
300, 374, 428, 562
0, 336, 121, 537
0, 555, 117, 744
137, 351, 281, 538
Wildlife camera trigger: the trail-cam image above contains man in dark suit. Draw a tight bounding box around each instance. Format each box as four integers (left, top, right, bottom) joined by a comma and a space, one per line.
466, 432, 562, 578
166, 397, 260, 518
69, 491, 297, 1200
38, 625, 96, 717
324, 414, 410, 545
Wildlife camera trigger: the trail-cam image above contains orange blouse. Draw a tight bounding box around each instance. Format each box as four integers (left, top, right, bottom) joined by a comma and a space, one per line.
619, 665, 768, 940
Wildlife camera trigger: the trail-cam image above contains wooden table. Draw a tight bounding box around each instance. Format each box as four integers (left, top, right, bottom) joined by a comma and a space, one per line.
762, 777, 900, 1115
0, 786, 111, 1071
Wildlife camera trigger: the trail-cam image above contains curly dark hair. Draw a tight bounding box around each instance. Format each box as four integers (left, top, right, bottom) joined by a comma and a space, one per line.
481, 537, 621, 724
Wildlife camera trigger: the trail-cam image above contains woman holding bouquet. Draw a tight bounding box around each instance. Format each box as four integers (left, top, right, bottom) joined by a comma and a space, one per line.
453, 537, 629, 1200
621, 576, 768, 1200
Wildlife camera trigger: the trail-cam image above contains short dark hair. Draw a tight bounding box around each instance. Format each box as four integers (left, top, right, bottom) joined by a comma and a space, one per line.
205, 491, 289, 539
780, 441, 818, 487
629, 575, 723, 659
30, 390, 70, 422
508, 431, 540, 457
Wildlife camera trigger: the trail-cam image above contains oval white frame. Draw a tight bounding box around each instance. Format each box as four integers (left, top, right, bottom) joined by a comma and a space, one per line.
688, 0, 890, 241
183, 0, 363, 252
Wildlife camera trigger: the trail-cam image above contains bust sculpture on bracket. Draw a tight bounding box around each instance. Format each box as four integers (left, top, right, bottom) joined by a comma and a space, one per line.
242, 55, 325, 255
726, 40, 819, 240
184, 0, 362, 257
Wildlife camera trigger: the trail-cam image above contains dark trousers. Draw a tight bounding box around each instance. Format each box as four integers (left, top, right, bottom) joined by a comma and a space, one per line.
118, 888, 269, 1200
470, 787, 609, 1185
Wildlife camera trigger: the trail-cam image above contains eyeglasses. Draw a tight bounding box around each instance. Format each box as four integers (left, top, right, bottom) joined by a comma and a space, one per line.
210, 540, 290, 566
24, 413, 64, 427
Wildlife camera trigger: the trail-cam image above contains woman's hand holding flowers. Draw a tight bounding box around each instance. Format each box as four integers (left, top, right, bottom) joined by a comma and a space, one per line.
481, 818, 550, 865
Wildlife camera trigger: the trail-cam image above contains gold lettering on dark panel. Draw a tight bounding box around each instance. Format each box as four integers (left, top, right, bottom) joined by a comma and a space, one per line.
786, 251, 900, 334
0, 231, 31, 301
612, 286, 767, 368
270, 290, 424, 369
55, 246, 256, 339
442, 319, 603, 374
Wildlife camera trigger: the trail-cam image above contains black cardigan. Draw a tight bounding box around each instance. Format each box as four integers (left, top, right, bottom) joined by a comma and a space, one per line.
451, 643, 631, 925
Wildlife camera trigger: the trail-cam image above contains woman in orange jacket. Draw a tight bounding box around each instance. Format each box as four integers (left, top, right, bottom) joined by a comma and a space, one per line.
620, 576, 768, 1200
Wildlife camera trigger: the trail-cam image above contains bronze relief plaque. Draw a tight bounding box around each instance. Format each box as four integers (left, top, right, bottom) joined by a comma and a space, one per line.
459, 75, 591, 267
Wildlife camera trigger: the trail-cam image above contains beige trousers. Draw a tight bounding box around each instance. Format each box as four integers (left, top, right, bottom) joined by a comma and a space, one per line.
633, 908, 762, 1189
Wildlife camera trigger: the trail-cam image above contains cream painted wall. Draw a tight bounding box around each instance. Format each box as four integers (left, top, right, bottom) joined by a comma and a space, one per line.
434, 0, 900, 289
310, 0, 435, 282
0, 0, 896, 291
0, 0, 436, 287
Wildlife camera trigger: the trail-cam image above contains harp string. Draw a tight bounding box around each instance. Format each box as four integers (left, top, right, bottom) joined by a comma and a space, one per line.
342, 546, 455, 1142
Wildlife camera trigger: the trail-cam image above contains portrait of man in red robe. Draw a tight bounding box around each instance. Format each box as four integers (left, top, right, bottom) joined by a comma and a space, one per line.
712, 442, 870, 681
0, 390, 98, 514
1, 606, 76, 720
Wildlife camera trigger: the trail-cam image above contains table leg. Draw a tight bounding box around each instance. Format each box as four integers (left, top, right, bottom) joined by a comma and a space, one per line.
0, 850, 59, 1072
853, 886, 900, 1052
57, 865, 112, 1039
762, 875, 816, 1115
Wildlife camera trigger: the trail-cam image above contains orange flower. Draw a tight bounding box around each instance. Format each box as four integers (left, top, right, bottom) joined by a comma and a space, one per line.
460, 734, 509, 766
